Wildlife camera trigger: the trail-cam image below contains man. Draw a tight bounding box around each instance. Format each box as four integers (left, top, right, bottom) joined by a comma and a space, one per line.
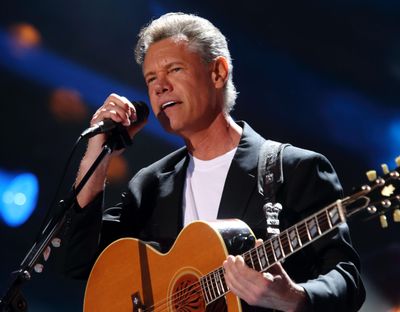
63, 12, 365, 311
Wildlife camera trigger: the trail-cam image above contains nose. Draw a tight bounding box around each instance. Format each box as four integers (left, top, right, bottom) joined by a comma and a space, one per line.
154, 73, 173, 96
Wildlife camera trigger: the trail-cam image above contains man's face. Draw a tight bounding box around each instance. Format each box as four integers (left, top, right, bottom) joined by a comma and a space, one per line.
143, 37, 223, 137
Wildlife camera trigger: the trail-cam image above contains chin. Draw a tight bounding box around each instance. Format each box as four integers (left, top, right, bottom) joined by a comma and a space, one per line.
158, 119, 180, 135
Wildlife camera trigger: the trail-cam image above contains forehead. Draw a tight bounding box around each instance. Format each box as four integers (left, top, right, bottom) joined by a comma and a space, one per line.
142, 37, 203, 72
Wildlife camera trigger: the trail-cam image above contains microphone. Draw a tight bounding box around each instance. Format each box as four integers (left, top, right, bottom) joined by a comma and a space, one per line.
80, 101, 149, 139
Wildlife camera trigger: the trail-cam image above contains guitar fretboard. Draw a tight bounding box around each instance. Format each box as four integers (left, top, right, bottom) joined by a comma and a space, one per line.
199, 201, 345, 305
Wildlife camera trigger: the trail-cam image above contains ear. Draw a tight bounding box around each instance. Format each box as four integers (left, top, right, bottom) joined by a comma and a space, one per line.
211, 56, 229, 89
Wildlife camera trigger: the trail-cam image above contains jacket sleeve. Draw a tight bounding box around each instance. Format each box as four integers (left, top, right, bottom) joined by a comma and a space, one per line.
61, 192, 105, 279
278, 146, 365, 312
61, 169, 150, 280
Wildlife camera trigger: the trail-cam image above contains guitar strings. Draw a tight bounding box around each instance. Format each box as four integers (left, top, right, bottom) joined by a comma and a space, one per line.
190, 191, 395, 310
144, 212, 332, 311
142, 266, 228, 311
141, 208, 335, 311
142, 280, 203, 311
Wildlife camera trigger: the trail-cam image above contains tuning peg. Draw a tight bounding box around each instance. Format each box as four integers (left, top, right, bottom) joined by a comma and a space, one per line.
381, 199, 392, 208
393, 209, 400, 222
396, 156, 400, 167
34, 263, 44, 273
51, 237, 61, 248
381, 164, 389, 175
367, 206, 377, 214
380, 215, 388, 228
366, 170, 377, 182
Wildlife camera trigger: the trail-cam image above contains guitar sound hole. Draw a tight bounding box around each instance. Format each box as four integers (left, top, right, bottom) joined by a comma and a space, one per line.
172, 274, 205, 311
171, 274, 227, 312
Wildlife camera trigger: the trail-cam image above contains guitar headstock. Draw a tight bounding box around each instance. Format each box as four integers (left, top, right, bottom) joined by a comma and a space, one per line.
344, 156, 400, 228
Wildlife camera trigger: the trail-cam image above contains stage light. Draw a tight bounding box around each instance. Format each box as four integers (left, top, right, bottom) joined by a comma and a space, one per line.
106, 155, 129, 183
49, 88, 88, 122
0, 170, 39, 227
9, 23, 41, 48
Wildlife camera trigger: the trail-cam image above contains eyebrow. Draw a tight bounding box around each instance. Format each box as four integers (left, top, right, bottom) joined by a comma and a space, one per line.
143, 61, 186, 79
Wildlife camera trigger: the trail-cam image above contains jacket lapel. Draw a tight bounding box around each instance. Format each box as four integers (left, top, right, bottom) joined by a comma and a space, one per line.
218, 122, 265, 219
154, 152, 188, 242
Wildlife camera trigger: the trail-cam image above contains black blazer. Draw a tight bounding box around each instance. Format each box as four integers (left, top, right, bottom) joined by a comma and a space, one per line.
63, 121, 365, 311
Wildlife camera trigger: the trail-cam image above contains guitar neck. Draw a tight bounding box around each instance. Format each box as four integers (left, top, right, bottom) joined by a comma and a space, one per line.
199, 200, 347, 305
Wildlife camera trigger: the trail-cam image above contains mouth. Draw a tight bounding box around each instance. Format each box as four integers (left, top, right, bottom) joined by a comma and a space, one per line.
161, 101, 179, 111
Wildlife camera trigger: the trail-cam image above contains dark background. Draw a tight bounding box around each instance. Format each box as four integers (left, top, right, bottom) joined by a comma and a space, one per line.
1, 1, 399, 311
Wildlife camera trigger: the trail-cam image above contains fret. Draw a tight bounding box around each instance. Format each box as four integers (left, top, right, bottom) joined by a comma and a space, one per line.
254, 248, 262, 272
318, 210, 330, 233
285, 230, 293, 253
306, 217, 318, 238
213, 271, 220, 296
200, 277, 211, 304
280, 231, 291, 256
328, 206, 340, 226
243, 252, 252, 269
222, 272, 227, 293
211, 273, 218, 296
218, 270, 227, 293
298, 222, 310, 244
315, 215, 322, 235
325, 208, 333, 228
257, 244, 269, 270
248, 251, 256, 270
294, 225, 303, 247
208, 274, 217, 300
269, 240, 277, 263
288, 227, 300, 250
271, 237, 284, 260
278, 236, 285, 257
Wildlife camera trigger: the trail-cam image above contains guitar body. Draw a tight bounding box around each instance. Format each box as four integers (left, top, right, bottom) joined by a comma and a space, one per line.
84, 219, 254, 312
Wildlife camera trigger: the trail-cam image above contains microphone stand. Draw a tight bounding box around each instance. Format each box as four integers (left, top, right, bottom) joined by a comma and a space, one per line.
0, 127, 132, 312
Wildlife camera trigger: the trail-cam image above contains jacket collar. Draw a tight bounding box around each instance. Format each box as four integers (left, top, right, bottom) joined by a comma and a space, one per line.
155, 121, 265, 230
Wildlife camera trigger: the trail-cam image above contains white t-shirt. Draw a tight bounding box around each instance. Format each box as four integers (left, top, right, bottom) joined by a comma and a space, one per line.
183, 148, 237, 226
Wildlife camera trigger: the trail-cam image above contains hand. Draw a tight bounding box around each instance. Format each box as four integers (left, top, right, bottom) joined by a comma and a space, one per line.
89, 93, 147, 152
76, 93, 148, 207
223, 240, 308, 312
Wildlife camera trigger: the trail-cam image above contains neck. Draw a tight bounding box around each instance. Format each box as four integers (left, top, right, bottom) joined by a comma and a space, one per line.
184, 114, 242, 160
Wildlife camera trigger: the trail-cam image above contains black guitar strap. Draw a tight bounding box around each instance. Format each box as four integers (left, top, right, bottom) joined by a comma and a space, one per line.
257, 140, 291, 239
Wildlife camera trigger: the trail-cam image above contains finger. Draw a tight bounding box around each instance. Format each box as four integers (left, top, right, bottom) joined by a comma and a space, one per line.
100, 94, 135, 125
268, 262, 285, 277
224, 256, 264, 296
263, 272, 275, 282
91, 107, 127, 126
255, 238, 263, 247
264, 263, 288, 287
43, 246, 51, 261
103, 94, 147, 139
113, 94, 137, 122
103, 101, 131, 126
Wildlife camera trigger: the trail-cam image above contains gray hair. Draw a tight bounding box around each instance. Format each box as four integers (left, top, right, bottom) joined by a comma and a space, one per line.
135, 12, 238, 114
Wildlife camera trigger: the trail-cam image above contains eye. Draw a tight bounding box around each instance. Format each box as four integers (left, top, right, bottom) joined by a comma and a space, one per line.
146, 76, 156, 84
170, 67, 182, 73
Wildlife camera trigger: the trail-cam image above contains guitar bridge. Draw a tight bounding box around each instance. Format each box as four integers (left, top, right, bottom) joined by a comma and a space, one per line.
131, 292, 146, 312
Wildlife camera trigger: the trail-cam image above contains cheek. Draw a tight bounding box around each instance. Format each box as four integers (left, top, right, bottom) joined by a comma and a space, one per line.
149, 101, 158, 115
147, 93, 159, 114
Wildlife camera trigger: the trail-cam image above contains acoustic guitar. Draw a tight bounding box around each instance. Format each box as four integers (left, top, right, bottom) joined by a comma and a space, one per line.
84, 160, 400, 312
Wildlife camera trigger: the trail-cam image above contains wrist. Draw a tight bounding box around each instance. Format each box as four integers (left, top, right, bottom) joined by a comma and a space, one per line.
288, 285, 308, 312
